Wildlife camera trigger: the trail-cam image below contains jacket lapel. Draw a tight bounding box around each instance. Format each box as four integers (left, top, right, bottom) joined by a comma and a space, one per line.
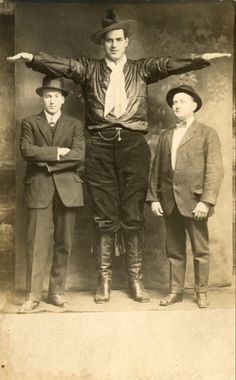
177, 119, 198, 150
36, 112, 53, 145
167, 127, 175, 152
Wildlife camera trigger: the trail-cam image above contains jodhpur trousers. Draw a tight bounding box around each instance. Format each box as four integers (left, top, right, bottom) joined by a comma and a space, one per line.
85, 128, 151, 232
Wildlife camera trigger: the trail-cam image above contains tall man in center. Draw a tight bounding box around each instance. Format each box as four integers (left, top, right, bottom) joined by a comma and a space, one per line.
8, 9, 230, 303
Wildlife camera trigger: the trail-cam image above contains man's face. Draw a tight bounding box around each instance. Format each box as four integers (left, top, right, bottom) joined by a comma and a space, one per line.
102, 29, 129, 62
172, 92, 197, 120
42, 89, 65, 115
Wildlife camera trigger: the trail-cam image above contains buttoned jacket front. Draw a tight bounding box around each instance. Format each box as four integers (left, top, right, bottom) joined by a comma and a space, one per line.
147, 120, 224, 217
20, 112, 85, 209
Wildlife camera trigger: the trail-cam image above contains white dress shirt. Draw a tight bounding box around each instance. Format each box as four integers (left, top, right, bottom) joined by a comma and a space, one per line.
44, 110, 61, 125
171, 116, 195, 170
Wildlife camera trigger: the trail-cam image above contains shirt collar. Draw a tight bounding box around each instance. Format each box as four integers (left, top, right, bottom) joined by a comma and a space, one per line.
44, 110, 61, 124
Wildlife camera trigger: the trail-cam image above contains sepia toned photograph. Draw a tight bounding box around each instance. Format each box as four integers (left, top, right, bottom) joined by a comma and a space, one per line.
0, 0, 235, 379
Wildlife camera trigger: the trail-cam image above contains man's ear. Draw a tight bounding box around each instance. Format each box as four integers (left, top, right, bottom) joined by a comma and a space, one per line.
125, 37, 129, 48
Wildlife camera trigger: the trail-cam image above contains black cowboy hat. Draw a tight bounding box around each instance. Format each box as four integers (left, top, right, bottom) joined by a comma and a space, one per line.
36, 76, 68, 97
166, 85, 202, 112
91, 9, 137, 45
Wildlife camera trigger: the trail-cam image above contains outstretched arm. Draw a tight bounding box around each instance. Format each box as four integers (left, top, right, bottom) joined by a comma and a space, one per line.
141, 52, 231, 83
7, 52, 87, 84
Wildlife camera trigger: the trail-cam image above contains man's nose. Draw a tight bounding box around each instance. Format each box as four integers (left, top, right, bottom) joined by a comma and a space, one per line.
112, 40, 117, 48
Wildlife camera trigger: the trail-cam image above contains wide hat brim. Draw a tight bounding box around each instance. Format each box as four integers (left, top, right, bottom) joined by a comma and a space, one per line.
91, 20, 137, 45
166, 86, 202, 112
36, 86, 68, 97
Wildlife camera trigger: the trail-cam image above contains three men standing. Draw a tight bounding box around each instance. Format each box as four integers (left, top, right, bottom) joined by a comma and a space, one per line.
8, 9, 229, 305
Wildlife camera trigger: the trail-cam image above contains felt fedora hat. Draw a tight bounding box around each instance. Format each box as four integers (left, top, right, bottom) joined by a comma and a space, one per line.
36, 76, 68, 97
91, 9, 137, 45
166, 85, 202, 112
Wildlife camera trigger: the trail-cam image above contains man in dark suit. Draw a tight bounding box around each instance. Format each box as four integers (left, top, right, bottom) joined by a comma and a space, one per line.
147, 85, 223, 308
18, 76, 85, 313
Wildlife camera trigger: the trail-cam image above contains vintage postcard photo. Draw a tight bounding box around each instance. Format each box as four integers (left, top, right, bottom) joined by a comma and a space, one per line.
0, 1, 235, 379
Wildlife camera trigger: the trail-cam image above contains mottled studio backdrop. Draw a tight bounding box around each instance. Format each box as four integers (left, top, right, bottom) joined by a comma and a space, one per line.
13, 2, 233, 292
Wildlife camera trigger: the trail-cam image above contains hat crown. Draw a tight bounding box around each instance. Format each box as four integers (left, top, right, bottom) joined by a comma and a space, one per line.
102, 9, 121, 28
42, 76, 64, 91
174, 85, 195, 93
36, 76, 68, 97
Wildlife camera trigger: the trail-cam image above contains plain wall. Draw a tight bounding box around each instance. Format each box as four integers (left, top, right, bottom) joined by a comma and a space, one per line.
14, 2, 233, 292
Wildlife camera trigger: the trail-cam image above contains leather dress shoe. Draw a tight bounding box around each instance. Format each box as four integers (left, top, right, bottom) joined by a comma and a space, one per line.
196, 292, 209, 308
48, 294, 68, 307
159, 292, 183, 306
18, 300, 39, 314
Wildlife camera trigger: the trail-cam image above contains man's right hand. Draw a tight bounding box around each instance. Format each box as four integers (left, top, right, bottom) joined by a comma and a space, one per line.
58, 147, 71, 157
7, 52, 33, 62
151, 201, 164, 217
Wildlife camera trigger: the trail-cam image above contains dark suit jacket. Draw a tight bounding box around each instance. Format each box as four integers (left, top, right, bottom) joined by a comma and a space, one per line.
20, 112, 85, 209
147, 120, 224, 217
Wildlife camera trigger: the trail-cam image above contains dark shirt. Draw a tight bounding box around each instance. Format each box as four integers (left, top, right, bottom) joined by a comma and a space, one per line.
27, 53, 210, 132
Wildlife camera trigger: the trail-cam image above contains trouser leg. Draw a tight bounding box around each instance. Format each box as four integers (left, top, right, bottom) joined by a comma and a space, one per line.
85, 136, 120, 232
26, 205, 53, 302
48, 191, 77, 296
185, 218, 209, 293
116, 132, 150, 302
85, 135, 118, 302
165, 206, 186, 294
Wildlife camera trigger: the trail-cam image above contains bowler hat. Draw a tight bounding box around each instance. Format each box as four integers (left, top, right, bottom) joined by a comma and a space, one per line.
36, 76, 68, 97
166, 85, 202, 112
91, 9, 137, 45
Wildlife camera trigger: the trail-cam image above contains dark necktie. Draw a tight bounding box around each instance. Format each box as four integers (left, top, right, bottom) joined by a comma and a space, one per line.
176, 120, 187, 129
49, 119, 56, 137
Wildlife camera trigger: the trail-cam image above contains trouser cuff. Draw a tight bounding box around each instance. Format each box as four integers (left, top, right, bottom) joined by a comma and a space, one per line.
26, 292, 41, 302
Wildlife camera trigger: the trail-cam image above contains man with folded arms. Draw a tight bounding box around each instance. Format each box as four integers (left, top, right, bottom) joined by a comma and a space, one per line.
18, 76, 84, 313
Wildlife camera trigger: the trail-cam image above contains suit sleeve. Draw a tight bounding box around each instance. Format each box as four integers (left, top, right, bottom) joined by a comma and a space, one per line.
201, 128, 224, 205
140, 54, 210, 84
47, 120, 85, 173
146, 133, 164, 202
26, 52, 88, 85
20, 119, 58, 162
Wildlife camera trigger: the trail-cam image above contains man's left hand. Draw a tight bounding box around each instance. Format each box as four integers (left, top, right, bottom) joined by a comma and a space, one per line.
202, 53, 231, 61
192, 202, 210, 221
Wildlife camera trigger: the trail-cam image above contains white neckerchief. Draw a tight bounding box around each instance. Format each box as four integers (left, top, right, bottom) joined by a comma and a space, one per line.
171, 116, 195, 170
44, 110, 61, 126
104, 55, 128, 119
